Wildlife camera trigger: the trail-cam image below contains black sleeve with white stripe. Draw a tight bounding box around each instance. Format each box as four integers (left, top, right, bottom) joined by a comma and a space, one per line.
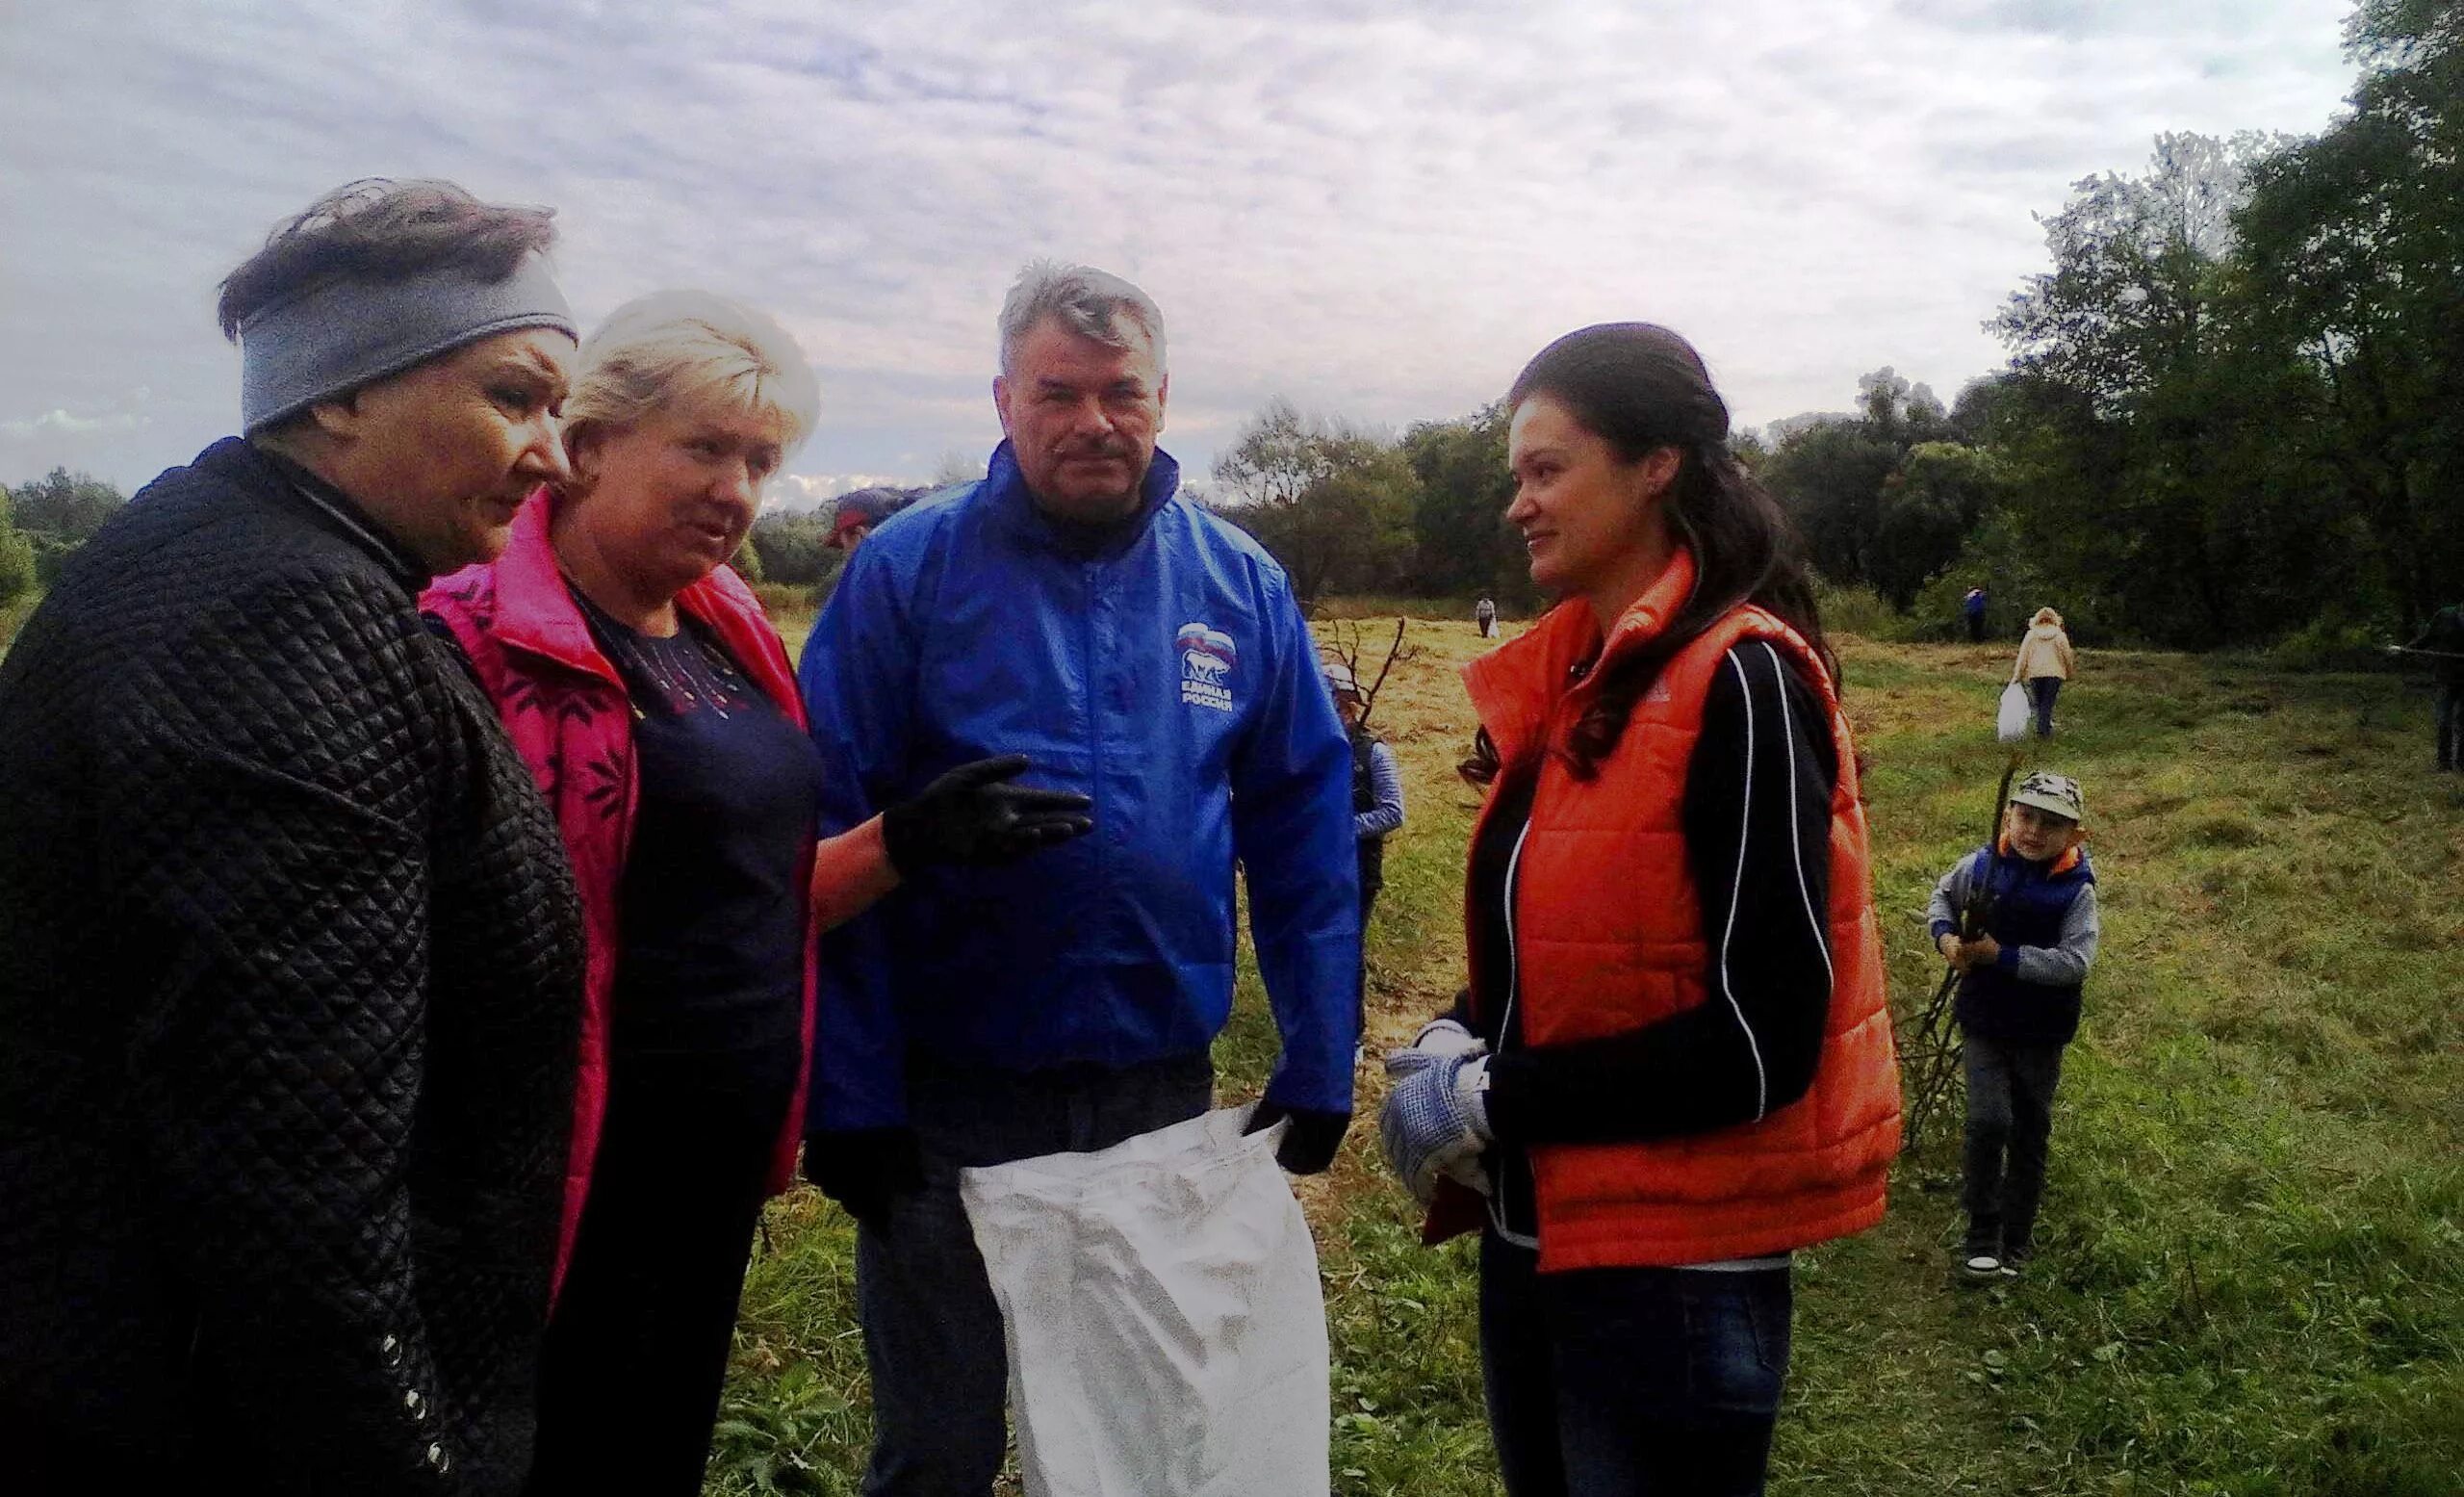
1482, 641, 1837, 1146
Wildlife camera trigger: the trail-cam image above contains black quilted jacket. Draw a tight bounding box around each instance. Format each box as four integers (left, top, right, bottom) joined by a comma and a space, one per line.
0, 439, 585, 1494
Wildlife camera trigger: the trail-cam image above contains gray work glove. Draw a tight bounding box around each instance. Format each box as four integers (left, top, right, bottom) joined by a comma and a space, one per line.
1380, 1020, 1494, 1203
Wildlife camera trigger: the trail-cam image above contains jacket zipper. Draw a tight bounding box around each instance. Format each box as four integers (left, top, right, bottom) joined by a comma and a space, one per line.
1490, 815, 1539, 1248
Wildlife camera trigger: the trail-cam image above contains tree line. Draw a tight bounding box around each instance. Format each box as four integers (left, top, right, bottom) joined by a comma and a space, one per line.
0, 468, 126, 606
1205, 0, 2459, 649
0, 461, 830, 607
14, 3, 2453, 648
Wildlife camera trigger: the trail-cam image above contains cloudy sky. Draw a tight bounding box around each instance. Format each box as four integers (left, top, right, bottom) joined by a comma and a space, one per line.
4, 0, 2357, 508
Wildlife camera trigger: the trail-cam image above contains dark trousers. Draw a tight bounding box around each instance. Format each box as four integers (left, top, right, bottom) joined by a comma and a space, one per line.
1357, 883, 1381, 1034
855, 1052, 1214, 1497
1961, 1033, 2066, 1259
1966, 613, 1986, 643
2435, 683, 2462, 771
1478, 1232, 1791, 1497
2028, 676, 2062, 738
528, 1038, 800, 1496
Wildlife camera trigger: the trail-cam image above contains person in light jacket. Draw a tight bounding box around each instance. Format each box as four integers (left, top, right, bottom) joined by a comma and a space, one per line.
2010, 606, 2076, 739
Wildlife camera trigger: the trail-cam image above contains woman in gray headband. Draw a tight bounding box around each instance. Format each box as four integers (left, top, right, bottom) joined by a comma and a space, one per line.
0, 178, 589, 1495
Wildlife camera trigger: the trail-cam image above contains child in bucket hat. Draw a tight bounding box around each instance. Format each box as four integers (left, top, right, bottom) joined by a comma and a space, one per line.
1925, 769, 2100, 1281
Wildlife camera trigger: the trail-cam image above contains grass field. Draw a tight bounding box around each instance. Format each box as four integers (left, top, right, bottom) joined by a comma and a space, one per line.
714, 612, 2463, 1495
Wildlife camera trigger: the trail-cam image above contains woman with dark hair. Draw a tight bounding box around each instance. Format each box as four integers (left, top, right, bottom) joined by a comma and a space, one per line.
0, 178, 587, 1493
1379, 323, 1902, 1494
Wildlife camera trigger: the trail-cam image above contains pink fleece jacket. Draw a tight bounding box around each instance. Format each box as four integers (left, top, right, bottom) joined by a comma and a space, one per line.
423, 490, 817, 1294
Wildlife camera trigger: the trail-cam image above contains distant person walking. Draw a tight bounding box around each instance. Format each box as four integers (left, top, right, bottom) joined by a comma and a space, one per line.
1476, 593, 1499, 638
1963, 585, 1989, 643
2396, 600, 2464, 771
2010, 607, 2075, 739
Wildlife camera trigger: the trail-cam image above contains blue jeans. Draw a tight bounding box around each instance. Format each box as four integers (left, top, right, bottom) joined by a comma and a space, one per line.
2028, 676, 2062, 738
853, 1052, 1214, 1497
1478, 1232, 1791, 1497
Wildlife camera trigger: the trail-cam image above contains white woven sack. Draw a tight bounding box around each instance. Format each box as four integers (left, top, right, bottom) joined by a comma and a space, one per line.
960, 1106, 1329, 1497
1996, 681, 2032, 742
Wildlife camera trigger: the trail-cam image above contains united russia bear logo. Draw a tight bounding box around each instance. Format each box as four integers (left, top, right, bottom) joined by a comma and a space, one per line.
1176, 622, 1238, 710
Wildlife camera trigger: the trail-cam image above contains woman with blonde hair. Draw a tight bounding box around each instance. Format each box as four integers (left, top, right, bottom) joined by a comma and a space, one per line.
424, 291, 1089, 1495
2010, 606, 2076, 739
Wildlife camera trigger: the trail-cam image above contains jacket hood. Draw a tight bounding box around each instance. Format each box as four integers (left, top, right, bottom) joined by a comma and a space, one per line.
2030, 607, 2064, 629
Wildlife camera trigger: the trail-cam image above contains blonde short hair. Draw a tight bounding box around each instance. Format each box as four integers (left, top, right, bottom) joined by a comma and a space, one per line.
561, 289, 819, 461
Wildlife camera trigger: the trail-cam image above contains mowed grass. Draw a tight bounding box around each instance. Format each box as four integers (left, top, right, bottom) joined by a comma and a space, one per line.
715, 612, 2462, 1496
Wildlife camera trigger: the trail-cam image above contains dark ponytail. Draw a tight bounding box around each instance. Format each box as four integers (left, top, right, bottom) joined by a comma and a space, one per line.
1463, 323, 1835, 788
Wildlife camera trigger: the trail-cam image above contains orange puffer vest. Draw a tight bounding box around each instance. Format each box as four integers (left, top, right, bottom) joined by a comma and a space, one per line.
1451, 551, 1901, 1270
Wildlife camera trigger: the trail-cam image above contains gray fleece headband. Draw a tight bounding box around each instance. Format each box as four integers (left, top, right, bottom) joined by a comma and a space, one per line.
239, 254, 576, 431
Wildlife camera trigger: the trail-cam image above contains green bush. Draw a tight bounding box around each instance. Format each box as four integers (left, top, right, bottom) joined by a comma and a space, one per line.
731, 536, 765, 583
29, 532, 84, 587
753, 581, 820, 620
1810, 577, 1910, 642
2264, 610, 2401, 673
0, 521, 36, 607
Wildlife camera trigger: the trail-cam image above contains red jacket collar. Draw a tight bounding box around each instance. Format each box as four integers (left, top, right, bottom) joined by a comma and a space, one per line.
468, 486, 803, 724
485, 486, 610, 681
1462, 548, 1699, 768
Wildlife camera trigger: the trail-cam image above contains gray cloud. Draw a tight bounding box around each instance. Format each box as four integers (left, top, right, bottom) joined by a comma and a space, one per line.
3, 0, 2353, 498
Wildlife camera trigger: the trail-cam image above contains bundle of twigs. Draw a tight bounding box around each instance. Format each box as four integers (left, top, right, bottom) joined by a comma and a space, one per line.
1901, 752, 2021, 1154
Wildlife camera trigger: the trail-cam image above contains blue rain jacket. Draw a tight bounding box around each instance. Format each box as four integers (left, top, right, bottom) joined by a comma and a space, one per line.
799, 442, 1361, 1129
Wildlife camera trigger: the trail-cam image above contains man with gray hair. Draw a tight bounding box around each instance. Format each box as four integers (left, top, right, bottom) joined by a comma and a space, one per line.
797, 261, 1361, 1495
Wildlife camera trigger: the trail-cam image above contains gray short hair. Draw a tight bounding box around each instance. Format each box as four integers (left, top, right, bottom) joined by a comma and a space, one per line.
997, 260, 1166, 376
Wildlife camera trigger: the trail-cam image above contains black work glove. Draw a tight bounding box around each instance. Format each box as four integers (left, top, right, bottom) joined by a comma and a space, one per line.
802, 1127, 925, 1227
1245, 1099, 1352, 1175
880, 755, 1093, 875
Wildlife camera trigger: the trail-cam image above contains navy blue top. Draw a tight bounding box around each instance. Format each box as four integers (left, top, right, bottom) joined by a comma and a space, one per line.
1947, 847, 2095, 1045
576, 586, 821, 1055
